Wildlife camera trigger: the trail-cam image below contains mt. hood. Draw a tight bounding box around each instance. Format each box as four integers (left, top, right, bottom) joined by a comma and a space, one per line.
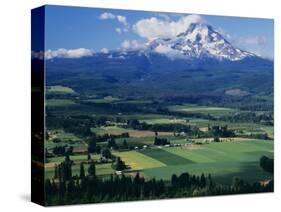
144, 23, 256, 61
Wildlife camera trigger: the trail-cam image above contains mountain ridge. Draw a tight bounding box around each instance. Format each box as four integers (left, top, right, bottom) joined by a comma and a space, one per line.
99, 22, 258, 62
146, 22, 256, 61
38, 22, 266, 62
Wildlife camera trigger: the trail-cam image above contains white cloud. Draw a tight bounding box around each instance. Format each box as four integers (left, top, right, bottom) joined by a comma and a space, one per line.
99, 13, 129, 33
115, 28, 122, 34
121, 40, 131, 49
100, 48, 109, 54
132, 14, 204, 41
43, 48, 93, 60
154, 45, 173, 54
153, 45, 185, 60
99, 12, 115, 20
117, 15, 127, 25
121, 40, 147, 50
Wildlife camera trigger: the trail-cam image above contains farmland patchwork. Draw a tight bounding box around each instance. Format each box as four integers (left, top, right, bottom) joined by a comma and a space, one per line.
31, 5, 274, 206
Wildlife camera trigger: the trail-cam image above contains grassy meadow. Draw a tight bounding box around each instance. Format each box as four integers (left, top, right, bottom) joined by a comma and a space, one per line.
45, 86, 274, 188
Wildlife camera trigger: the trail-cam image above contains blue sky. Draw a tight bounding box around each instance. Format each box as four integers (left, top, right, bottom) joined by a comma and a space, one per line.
45, 5, 274, 59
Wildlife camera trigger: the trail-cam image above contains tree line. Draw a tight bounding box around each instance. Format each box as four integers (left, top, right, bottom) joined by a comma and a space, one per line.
260, 156, 274, 173
45, 156, 273, 206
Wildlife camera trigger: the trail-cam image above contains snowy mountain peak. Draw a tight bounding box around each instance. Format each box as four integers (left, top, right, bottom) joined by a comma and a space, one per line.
148, 22, 256, 61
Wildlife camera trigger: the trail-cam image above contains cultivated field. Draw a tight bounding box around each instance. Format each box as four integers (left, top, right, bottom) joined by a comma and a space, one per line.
91, 126, 173, 138
113, 151, 166, 170
140, 139, 273, 184
47, 85, 76, 94
45, 90, 274, 187
168, 104, 238, 117
46, 99, 77, 107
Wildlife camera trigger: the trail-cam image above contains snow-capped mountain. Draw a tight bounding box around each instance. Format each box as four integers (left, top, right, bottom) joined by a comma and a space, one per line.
147, 23, 256, 61
44, 21, 273, 98
40, 22, 259, 62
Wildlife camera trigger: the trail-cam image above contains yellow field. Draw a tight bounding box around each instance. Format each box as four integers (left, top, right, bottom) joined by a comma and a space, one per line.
113, 150, 166, 170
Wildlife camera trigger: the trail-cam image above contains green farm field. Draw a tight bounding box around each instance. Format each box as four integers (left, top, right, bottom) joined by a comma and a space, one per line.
168, 104, 238, 117
139, 139, 273, 184
46, 99, 77, 107
46, 130, 87, 152
113, 151, 166, 170
82, 96, 121, 104
47, 85, 76, 94
45, 86, 274, 189
143, 161, 272, 185
141, 148, 194, 165
107, 139, 273, 184
140, 117, 188, 125
91, 126, 173, 138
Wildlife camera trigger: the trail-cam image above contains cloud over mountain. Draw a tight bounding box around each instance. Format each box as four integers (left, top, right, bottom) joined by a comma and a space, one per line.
100, 48, 109, 54
121, 40, 147, 50
132, 14, 204, 41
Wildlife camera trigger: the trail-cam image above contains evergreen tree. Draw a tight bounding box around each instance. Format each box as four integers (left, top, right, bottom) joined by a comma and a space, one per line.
112, 157, 126, 171
96, 145, 101, 154
65, 154, 70, 162
88, 161, 96, 177
260, 155, 274, 173
87, 154, 91, 161
58, 156, 73, 181
108, 137, 117, 149
54, 164, 58, 179
122, 139, 128, 149
66, 179, 75, 200
80, 163, 85, 179
171, 174, 178, 187
155, 131, 158, 137
58, 181, 66, 202
45, 179, 53, 196
102, 148, 112, 159
213, 136, 220, 142
88, 135, 97, 153
200, 174, 206, 187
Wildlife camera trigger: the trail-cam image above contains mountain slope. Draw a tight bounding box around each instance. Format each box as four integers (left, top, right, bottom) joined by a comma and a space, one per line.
44, 22, 273, 99
147, 23, 255, 61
